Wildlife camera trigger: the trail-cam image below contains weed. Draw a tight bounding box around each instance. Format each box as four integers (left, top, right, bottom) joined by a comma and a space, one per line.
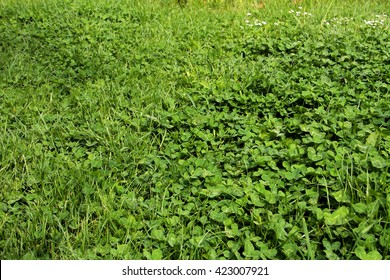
0, 0, 389, 260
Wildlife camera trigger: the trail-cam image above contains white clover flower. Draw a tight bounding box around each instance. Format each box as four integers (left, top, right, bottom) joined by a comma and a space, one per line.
296, 12, 301, 16
262, 21, 267, 25
289, 10, 294, 14
247, 12, 252, 16
245, 20, 250, 23
298, 6, 302, 10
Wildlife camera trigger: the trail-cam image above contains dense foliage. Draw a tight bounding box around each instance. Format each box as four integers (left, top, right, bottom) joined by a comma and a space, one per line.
0, 0, 389, 259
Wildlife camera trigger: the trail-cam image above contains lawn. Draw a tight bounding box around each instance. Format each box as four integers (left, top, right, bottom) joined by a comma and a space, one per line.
0, 0, 389, 260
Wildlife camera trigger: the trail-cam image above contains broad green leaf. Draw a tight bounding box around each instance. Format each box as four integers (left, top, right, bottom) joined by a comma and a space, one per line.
360, 223, 374, 235
355, 247, 382, 260
255, 156, 272, 165
151, 229, 165, 241
366, 131, 379, 146
344, 106, 357, 119
244, 239, 255, 257
354, 246, 366, 260
167, 233, 178, 247
210, 210, 225, 222
201, 169, 214, 178
225, 223, 241, 238
249, 193, 264, 207
365, 250, 382, 260
284, 171, 295, 180
151, 249, 163, 260
324, 206, 349, 225
82, 185, 95, 195
269, 214, 288, 241
307, 147, 323, 161
332, 190, 350, 203
370, 154, 387, 168
352, 203, 367, 214
309, 129, 326, 144
264, 190, 277, 204
200, 186, 223, 198
323, 240, 340, 260
282, 243, 299, 259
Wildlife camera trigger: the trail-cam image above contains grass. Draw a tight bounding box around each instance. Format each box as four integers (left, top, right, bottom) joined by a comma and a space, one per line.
0, 0, 389, 260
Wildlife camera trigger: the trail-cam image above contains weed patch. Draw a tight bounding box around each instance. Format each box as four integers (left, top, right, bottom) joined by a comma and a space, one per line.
0, 0, 389, 260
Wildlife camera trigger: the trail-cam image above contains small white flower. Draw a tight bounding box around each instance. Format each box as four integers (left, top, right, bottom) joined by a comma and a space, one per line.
245, 20, 250, 23
299, 6, 302, 10
289, 10, 294, 14
262, 21, 267, 24
274, 22, 279, 25
296, 12, 301, 16
247, 12, 252, 16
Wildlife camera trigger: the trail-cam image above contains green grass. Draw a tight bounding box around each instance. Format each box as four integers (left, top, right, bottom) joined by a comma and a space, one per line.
0, 0, 389, 260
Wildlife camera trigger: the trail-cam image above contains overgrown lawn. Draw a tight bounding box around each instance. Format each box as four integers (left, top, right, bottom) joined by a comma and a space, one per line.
0, 0, 389, 259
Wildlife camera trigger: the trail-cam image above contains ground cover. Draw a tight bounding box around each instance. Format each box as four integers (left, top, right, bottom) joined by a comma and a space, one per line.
0, 0, 389, 259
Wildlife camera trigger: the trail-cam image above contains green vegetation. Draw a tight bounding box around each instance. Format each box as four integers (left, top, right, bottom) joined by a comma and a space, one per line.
0, 0, 389, 260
